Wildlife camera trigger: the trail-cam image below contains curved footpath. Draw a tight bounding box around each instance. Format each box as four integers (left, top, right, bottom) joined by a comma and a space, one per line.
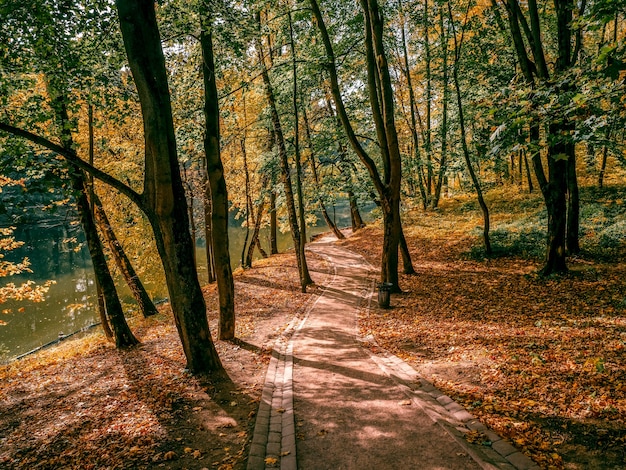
247, 234, 540, 470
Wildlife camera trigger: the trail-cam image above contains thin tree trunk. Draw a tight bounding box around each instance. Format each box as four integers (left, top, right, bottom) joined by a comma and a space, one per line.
523, 149, 534, 192
269, 190, 278, 254
203, 185, 216, 283
566, 141, 580, 254
245, 196, 266, 267
88, 104, 113, 339
241, 137, 252, 268
200, 18, 236, 340
94, 278, 113, 340
432, 6, 449, 209
399, 225, 415, 274
92, 193, 158, 317
598, 127, 611, 188
47, 79, 137, 347
256, 16, 310, 292
73, 169, 139, 347
348, 191, 365, 230
424, 0, 433, 202
399, 0, 428, 208
288, 11, 312, 287
303, 107, 344, 239
448, 1, 491, 254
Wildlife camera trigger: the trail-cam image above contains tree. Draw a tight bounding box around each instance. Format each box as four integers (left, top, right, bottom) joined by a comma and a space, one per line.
113, 0, 223, 371
498, 0, 581, 274
310, 0, 412, 291
200, 6, 236, 340
255, 10, 313, 292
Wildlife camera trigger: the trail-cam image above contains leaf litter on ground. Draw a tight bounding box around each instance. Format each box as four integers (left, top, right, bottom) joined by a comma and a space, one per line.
343, 203, 626, 470
0, 252, 332, 470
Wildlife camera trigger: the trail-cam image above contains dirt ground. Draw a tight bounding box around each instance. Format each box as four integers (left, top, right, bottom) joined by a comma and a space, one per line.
0, 251, 332, 470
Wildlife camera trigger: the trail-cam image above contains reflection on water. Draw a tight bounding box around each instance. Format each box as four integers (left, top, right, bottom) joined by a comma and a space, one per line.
0, 201, 374, 360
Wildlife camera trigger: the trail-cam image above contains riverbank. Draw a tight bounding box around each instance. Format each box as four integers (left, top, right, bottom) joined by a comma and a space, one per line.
0, 250, 332, 469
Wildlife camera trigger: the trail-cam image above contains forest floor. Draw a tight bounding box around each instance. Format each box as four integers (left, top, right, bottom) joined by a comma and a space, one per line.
340, 184, 626, 470
0, 251, 333, 470
0, 184, 625, 470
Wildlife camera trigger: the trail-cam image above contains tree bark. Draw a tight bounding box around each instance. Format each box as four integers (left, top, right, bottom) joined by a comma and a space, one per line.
269, 190, 278, 254
46, 75, 137, 347
432, 6, 450, 209
92, 193, 158, 317
348, 190, 365, 230
116, 0, 222, 372
256, 16, 311, 292
73, 168, 139, 347
448, 1, 491, 254
288, 11, 313, 287
310, 0, 409, 292
200, 18, 236, 340
245, 196, 266, 267
303, 107, 344, 240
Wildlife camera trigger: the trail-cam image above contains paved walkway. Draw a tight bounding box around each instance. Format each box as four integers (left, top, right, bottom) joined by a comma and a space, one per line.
247, 236, 540, 470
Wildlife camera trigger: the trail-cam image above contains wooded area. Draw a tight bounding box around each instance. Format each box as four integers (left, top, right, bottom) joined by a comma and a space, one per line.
0, 0, 624, 468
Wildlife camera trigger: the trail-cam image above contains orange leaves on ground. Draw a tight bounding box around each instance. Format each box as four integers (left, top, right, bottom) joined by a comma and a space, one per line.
348, 223, 626, 469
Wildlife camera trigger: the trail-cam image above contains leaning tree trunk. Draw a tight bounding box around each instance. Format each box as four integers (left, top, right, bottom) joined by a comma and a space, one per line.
448, 1, 491, 255
269, 190, 278, 254
73, 168, 139, 347
256, 24, 311, 293
200, 20, 236, 340
116, 0, 222, 373
88, 105, 113, 340
288, 11, 313, 286
566, 143, 580, 254
203, 188, 216, 283
245, 197, 267, 267
46, 77, 137, 347
348, 189, 366, 230
303, 108, 344, 240
92, 193, 158, 317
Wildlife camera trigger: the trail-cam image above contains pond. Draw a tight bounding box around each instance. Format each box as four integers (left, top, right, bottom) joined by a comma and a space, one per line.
0, 201, 374, 361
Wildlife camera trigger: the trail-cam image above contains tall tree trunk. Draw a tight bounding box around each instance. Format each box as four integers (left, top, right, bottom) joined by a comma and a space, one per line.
448, 1, 491, 254
47, 78, 137, 347
92, 193, 158, 317
566, 141, 580, 254
523, 149, 534, 192
241, 137, 252, 268
310, 0, 410, 292
116, 0, 222, 372
269, 190, 278, 254
200, 18, 236, 340
88, 104, 113, 340
256, 17, 311, 292
348, 190, 365, 230
73, 169, 139, 347
288, 11, 313, 287
424, 0, 433, 203
432, 6, 450, 209
94, 278, 113, 340
245, 196, 267, 267
399, 225, 416, 275
203, 186, 216, 283
398, 0, 428, 208
303, 108, 344, 239
503, 0, 570, 275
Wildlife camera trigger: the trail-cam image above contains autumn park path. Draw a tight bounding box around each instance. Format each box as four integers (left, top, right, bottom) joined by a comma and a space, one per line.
248, 234, 540, 470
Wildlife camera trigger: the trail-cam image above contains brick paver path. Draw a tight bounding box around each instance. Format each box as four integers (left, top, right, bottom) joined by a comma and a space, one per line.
248, 235, 539, 470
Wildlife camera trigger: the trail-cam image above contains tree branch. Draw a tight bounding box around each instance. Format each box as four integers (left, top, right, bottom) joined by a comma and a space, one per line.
0, 122, 145, 211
